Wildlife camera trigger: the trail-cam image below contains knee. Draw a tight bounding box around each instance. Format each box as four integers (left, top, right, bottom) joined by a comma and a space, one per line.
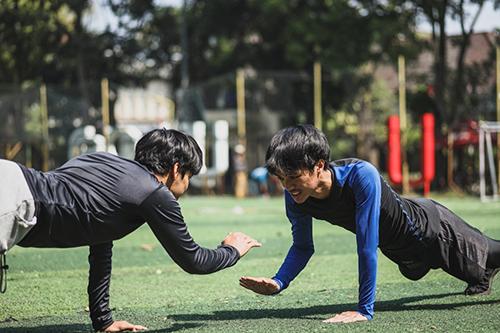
399, 262, 431, 281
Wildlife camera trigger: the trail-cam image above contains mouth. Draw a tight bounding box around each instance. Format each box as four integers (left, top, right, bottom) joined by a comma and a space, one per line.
289, 190, 301, 198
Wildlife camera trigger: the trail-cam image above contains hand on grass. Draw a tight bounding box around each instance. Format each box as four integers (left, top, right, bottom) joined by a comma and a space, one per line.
322, 311, 368, 324
222, 232, 262, 257
239, 276, 280, 295
103, 320, 147, 332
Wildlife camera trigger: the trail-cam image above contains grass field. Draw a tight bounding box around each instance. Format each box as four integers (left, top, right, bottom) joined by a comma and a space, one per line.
1, 195, 500, 332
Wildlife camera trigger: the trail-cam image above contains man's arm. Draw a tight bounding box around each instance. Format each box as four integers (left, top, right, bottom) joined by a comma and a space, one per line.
240, 191, 314, 294
349, 162, 381, 320
272, 191, 315, 290
88, 242, 114, 331
323, 161, 380, 324
140, 187, 259, 275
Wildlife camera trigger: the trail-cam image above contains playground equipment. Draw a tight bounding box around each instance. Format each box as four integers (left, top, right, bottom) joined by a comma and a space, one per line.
387, 113, 435, 196
479, 121, 500, 202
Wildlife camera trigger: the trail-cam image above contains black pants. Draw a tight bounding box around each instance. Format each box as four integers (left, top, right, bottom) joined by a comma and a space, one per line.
382, 200, 488, 285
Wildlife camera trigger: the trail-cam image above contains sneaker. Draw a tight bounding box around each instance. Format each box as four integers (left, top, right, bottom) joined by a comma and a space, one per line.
464, 267, 500, 296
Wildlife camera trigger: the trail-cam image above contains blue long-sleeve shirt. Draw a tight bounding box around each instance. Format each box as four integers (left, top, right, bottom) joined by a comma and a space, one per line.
273, 160, 381, 319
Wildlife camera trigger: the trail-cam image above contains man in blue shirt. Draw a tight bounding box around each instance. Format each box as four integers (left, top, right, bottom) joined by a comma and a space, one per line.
240, 124, 500, 324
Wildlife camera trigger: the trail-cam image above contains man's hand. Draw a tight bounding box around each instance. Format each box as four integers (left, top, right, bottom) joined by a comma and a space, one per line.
222, 232, 261, 257
239, 276, 280, 295
102, 320, 147, 332
322, 311, 368, 324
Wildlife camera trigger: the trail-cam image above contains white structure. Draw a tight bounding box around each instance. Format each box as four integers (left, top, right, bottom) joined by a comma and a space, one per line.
67, 125, 107, 158
67, 125, 144, 160
479, 121, 500, 202
114, 81, 175, 128
183, 120, 230, 190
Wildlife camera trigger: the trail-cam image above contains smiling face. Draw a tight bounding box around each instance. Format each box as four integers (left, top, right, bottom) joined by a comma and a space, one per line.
276, 160, 331, 204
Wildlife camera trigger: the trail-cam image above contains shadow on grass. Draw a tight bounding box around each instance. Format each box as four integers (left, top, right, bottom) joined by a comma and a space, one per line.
2, 293, 499, 332
170, 292, 500, 322
0, 322, 202, 333
0, 323, 90, 333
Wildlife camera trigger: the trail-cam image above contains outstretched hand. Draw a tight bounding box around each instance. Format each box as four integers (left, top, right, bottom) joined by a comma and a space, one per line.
322, 311, 368, 324
239, 276, 280, 295
103, 320, 147, 332
222, 232, 262, 257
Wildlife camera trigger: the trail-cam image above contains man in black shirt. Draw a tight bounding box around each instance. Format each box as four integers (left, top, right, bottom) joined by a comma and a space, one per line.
0, 129, 261, 332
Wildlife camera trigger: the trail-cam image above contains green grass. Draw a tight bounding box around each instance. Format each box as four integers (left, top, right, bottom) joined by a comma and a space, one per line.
1, 195, 500, 332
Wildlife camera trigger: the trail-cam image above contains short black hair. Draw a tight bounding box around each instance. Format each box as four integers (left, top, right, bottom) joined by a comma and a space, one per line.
134, 128, 203, 177
265, 124, 330, 176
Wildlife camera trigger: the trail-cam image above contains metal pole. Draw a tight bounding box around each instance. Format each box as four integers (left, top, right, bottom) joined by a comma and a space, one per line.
486, 130, 498, 199
479, 124, 485, 201
496, 45, 500, 190
314, 61, 322, 130
26, 143, 32, 168
398, 55, 410, 194
101, 78, 110, 150
236, 69, 246, 144
180, 0, 189, 90
40, 84, 49, 171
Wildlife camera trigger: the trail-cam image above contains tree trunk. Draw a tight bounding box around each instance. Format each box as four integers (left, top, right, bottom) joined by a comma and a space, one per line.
449, 0, 484, 126
356, 88, 379, 167
75, 11, 91, 122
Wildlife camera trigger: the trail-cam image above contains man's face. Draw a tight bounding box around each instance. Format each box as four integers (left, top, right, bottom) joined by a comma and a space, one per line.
168, 171, 191, 199
277, 168, 321, 204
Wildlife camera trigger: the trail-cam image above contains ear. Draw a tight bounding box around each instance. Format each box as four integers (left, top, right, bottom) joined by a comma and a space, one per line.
164, 163, 181, 186
316, 160, 325, 172
171, 162, 181, 178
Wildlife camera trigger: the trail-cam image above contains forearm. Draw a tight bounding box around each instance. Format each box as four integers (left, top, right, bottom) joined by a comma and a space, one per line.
273, 244, 314, 290
177, 243, 240, 274
142, 188, 240, 274
357, 249, 377, 319
88, 242, 114, 331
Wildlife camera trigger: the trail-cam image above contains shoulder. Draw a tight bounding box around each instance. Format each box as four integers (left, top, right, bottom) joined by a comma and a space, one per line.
331, 159, 379, 186
140, 186, 181, 216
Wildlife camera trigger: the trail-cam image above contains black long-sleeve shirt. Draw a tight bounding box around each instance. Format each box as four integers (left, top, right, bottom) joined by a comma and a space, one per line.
17, 152, 240, 330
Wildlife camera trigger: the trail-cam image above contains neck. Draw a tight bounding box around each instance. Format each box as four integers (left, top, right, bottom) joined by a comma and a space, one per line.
312, 168, 332, 200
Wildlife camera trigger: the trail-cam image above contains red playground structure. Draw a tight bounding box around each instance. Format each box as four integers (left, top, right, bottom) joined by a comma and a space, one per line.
387, 113, 436, 196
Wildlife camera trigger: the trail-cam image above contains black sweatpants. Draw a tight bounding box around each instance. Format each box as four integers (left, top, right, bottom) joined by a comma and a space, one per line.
382, 200, 489, 285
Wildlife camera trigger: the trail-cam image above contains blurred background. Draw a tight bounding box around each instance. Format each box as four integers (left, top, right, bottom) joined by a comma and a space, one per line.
0, 0, 499, 198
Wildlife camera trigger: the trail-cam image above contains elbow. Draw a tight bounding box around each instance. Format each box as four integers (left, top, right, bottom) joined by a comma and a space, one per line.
295, 244, 314, 257
178, 262, 210, 275
357, 247, 376, 259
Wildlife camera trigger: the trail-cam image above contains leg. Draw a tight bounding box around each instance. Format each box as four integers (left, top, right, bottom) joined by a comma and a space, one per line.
398, 260, 431, 281
463, 236, 500, 296
0, 159, 37, 293
486, 236, 500, 268
432, 201, 498, 295
381, 247, 431, 281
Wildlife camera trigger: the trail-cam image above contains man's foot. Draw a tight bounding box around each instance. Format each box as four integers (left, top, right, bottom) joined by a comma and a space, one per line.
464, 267, 500, 296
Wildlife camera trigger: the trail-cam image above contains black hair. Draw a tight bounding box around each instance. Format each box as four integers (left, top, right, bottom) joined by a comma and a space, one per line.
134, 128, 203, 177
265, 124, 330, 176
